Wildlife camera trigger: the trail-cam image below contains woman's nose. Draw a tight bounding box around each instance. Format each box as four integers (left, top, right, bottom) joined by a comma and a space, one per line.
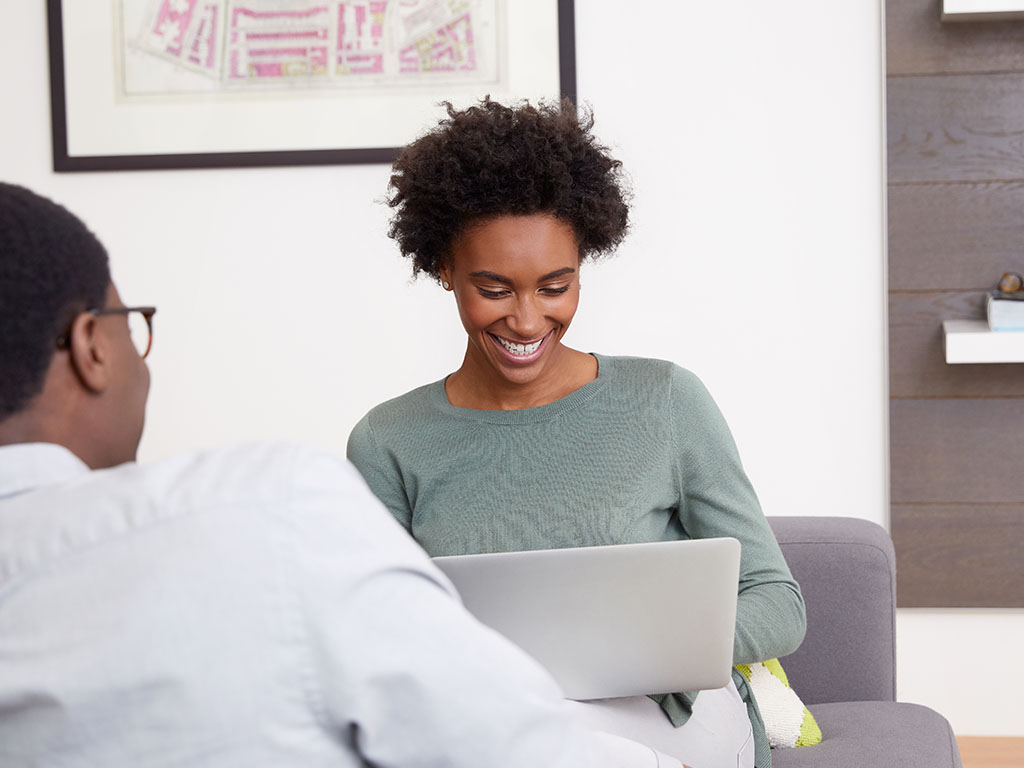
506, 295, 544, 338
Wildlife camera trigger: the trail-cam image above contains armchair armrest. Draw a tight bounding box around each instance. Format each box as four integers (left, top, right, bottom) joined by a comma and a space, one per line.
767, 516, 897, 706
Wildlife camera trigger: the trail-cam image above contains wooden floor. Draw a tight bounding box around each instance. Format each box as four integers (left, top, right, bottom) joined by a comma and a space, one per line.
957, 737, 1024, 768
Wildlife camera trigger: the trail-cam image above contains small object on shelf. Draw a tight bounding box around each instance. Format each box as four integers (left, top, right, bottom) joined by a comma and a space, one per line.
943, 320, 1024, 364
998, 271, 1023, 293
988, 290, 1024, 331
987, 270, 1024, 330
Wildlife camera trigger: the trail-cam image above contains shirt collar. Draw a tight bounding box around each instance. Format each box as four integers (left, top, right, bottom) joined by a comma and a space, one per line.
0, 443, 91, 499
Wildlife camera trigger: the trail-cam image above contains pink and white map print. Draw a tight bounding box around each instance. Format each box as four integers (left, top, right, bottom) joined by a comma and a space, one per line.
138, 0, 221, 75
226, 3, 331, 80
397, 0, 477, 74
123, 0, 497, 92
337, 2, 388, 75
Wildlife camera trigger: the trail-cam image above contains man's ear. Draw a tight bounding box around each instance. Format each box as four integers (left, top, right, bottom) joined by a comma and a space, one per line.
67, 312, 110, 394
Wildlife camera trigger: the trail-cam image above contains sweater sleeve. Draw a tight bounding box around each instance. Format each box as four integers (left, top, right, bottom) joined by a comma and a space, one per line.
346, 414, 414, 532
668, 367, 806, 665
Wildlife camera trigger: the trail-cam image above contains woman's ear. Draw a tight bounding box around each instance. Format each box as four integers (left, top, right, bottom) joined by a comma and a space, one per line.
439, 263, 453, 291
67, 312, 110, 394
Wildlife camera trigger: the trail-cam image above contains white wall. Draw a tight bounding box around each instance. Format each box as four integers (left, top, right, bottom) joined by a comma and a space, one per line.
571, 3, 889, 527
898, 610, 1024, 735
1, 0, 1016, 738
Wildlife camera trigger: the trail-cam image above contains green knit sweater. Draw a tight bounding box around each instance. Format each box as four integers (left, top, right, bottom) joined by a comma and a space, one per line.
348, 354, 806, 768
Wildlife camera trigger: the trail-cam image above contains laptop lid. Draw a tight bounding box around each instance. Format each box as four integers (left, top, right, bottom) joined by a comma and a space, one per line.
432, 537, 740, 700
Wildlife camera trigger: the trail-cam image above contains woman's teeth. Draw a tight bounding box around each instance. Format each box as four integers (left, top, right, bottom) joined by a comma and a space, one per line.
498, 336, 542, 356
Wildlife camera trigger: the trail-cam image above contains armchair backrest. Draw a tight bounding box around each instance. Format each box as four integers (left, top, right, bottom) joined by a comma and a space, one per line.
768, 516, 897, 705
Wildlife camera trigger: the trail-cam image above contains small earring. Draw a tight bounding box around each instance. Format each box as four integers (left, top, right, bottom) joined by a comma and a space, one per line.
442, 280, 451, 291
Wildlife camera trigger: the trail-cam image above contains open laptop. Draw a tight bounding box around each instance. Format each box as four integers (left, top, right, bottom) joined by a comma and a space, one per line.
432, 537, 740, 700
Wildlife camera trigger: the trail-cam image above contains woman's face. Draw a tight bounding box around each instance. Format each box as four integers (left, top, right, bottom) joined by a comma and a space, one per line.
440, 214, 581, 390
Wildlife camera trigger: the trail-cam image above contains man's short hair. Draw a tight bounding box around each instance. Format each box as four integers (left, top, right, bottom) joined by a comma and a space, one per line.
0, 183, 111, 420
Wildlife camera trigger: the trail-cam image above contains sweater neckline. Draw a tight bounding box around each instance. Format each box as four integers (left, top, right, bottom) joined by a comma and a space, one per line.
428, 353, 613, 424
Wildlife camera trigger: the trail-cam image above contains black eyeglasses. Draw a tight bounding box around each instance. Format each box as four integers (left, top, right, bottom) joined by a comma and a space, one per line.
56, 306, 157, 359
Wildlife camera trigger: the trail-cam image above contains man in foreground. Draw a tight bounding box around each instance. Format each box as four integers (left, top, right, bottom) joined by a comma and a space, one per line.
0, 183, 681, 767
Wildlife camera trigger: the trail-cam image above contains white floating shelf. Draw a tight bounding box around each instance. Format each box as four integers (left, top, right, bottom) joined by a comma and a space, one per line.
942, 0, 1024, 21
943, 320, 1024, 364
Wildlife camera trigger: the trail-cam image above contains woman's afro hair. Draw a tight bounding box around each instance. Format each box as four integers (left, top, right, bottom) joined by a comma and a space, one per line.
387, 97, 630, 280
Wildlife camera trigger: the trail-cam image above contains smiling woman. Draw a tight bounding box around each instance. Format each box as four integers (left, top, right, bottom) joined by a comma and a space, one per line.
382, 98, 628, 408
346, 98, 806, 768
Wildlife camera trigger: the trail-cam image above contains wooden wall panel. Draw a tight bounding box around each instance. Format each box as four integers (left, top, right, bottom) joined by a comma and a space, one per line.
888, 73, 1024, 183
887, 0, 1024, 607
892, 503, 1024, 607
889, 292, 1024, 398
890, 398, 1024, 503
888, 183, 1024, 291
887, 0, 1024, 76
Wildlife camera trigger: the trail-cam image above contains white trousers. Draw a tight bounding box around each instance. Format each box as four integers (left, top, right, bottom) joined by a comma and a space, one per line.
565, 681, 755, 768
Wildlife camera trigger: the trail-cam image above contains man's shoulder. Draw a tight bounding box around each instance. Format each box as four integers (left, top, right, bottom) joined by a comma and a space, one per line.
132, 441, 367, 515
0, 442, 366, 584
113, 440, 306, 491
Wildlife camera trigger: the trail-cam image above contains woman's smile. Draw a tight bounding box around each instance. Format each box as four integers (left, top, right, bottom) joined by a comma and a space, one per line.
488, 329, 554, 364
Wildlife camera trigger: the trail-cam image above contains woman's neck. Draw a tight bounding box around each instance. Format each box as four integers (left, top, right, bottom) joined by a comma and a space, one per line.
444, 344, 598, 411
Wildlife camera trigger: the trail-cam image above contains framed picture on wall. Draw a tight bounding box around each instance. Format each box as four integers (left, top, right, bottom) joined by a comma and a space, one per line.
46, 0, 576, 171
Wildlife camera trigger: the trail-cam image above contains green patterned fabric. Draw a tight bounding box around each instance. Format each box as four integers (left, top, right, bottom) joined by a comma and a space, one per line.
735, 659, 822, 749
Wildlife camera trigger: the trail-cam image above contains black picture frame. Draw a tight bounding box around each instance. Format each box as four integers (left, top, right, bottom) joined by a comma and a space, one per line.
47, 0, 576, 172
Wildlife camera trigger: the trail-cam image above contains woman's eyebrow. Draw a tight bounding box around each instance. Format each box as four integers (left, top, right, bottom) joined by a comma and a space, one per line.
539, 267, 576, 281
468, 267, 576, 284
469, 270, 513, 284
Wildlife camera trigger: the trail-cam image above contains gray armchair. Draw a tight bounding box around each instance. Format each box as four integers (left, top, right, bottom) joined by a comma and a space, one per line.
766, 517, 962, 768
